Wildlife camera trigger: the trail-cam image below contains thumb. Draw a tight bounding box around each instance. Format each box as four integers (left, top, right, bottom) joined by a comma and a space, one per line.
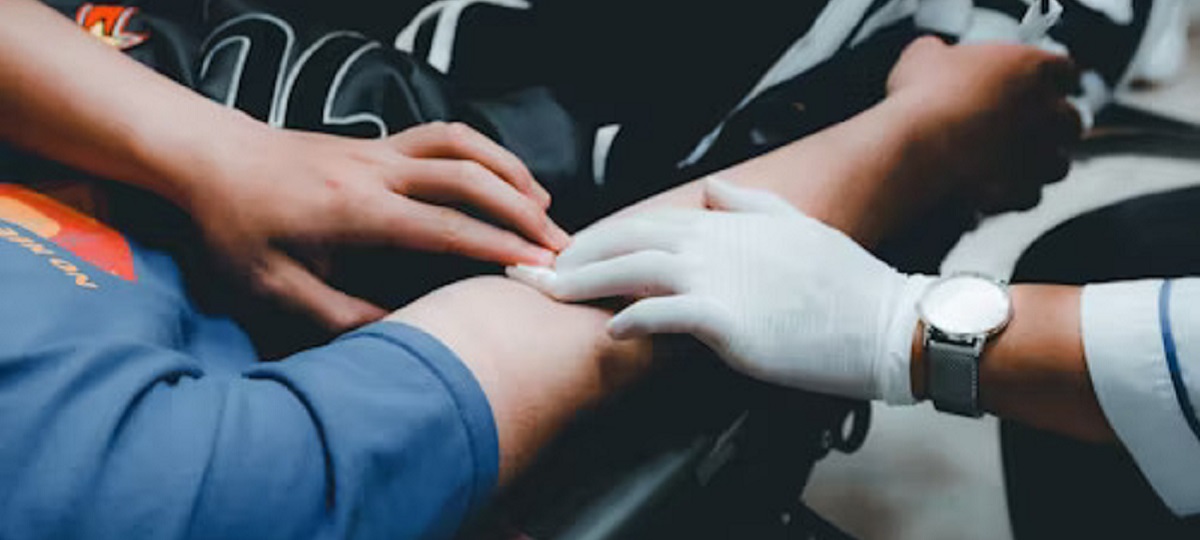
703, 176, 796, 215
608, 296, 728, 348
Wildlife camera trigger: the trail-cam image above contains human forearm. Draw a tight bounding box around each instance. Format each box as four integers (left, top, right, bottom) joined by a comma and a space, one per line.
611, 39, 1080, 243
481, 36, 1088, 467
0, 0, 260, 205
1, 0, 574, 329
910, 284, 1116, 442
395, 91, 955, 484
518, 183, 1122, 444
388, 276, 653, 486
607, 91, 941, 247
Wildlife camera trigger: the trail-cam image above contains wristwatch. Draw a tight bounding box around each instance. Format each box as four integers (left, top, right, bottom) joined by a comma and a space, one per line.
916, 272, 1013, 417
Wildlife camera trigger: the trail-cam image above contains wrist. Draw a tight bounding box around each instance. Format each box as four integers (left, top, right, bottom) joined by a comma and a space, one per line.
853, 93, 958, 235
127, 103, 266, 211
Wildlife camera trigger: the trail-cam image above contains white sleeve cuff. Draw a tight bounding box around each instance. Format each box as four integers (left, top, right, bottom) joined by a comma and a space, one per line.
879, 275, 935, 406
1083, 279, 1200, 517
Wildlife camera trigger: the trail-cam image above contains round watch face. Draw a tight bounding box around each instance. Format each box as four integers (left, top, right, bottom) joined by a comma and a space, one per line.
918, 273, 1012, 337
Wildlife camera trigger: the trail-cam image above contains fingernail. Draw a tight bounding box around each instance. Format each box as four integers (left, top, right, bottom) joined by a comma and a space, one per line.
529, 247, 556, 266
607, 318, 631, 340
506, 264, 557, 288
704, 175, 732, 189
548, 223, 572, 251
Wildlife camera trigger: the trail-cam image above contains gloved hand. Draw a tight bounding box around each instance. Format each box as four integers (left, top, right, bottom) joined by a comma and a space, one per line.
508, 178, 932, 403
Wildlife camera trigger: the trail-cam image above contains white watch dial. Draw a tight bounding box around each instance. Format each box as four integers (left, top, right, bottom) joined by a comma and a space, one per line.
918, 274, 1012, 336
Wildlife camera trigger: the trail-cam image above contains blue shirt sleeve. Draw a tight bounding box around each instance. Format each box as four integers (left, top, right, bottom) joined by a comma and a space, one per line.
0, 318, 499, 540
0, 199, 497, 539
241, 322, 500, 539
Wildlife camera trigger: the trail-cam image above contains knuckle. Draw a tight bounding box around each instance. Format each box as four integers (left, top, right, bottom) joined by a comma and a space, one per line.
391, 172, 413, 192
454, 160, 488, 184
1036, 55, 1075, 87
446, 121, 474, 138
1056, 56, 1079, 75
416, 121, 453, 142
435, 215, 468, 253
1024, 46, 1053, 62
514, 202, 544, 229
1033, 57, 1059, 79
911, 35, 945, 54
628, 219, 658, 241
444, 122, 477, 148
695, 301, 727, 330
323, 185, 361, 221
412, 121, 451, 140
389, 158, 419, 190
641, 250, 675, 268
697, 304, 735, 348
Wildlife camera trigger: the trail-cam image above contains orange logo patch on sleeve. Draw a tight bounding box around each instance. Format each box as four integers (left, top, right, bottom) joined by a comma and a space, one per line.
75, 4, 149, 51
0, 184, 136, 281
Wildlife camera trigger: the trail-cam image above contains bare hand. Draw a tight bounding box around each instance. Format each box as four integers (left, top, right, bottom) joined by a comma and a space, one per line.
184, 122, 569, 331
888, 37, 1082, 213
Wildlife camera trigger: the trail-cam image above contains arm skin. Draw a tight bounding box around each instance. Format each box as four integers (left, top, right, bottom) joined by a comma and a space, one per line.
391, 38, 1087, 482
910, 285, 1116, 443
390, 86, 970, 485
0, 0, 569, 330
0, 0, 255, 204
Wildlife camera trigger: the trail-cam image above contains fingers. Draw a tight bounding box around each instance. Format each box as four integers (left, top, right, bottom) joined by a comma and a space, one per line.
978, 142, 1064, 213
252, 254, 388, 332
1000, 95, 1076, 206
1023, 102, 1076, 189
1049, 99, 1084, 145
703, 177, 797, 215
512, 250, 686, 302
608, 296, 730, 349
505, 264, 559, 294
508, 266, 732, 349
887, 35, 949, 92
555, 215, 689, 270
402, 158, 570, 251
377, 198, 557, 266
1040, 146, 1072, 184
994, 182, 1045, 213
896, 36, 949, 69
1035, 53, 1081, 96
390, 122, 552, 208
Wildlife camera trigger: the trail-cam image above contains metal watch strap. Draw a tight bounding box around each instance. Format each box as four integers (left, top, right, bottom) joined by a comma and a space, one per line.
925, 329, 984, 418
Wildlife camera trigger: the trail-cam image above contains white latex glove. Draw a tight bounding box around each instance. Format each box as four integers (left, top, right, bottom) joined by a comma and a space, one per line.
507, 178, 933, 403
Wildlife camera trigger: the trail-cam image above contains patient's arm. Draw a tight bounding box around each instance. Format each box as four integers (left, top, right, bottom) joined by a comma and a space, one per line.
386, 83, 962, 484
390, 37, 1083, 484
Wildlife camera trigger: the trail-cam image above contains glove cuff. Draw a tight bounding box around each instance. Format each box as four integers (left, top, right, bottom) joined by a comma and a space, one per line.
877, 274, 935, 405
